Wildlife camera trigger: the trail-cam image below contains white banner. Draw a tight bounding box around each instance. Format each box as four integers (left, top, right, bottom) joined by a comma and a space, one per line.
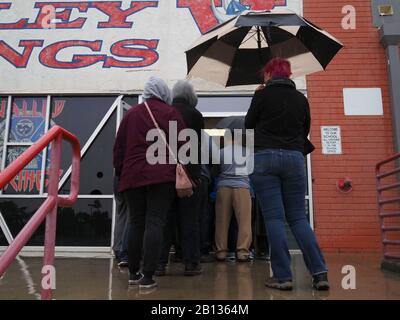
0, 0, 303, 94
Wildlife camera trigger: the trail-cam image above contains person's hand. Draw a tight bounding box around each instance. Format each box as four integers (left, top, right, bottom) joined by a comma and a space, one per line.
255, 84, 265, 91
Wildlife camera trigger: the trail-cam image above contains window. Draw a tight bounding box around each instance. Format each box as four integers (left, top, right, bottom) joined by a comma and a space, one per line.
60, 113, 117, 195
8, 97, 47, 143
3, 147, 43, 195
1, 96, 47, 195
49, 96, 117, 180
198, 96, 252, 116
0, 198, 113, 246
0, 95, 122, 248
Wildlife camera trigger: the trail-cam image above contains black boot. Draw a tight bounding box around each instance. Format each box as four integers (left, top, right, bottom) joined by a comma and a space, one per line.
184, 264, 202, 276
312, 273, 330, 291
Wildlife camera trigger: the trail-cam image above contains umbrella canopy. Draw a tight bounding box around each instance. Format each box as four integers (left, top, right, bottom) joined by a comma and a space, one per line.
186, 10, 343, 87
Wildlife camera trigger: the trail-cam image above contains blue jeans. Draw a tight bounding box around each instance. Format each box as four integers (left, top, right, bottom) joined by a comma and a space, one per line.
250, 149, 327, 281
113, 176, 129, 261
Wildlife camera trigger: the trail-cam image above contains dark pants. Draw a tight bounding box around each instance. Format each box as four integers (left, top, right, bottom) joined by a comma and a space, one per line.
124, 182, 175, 277
198, 176, 213, 255
250, 149, 327, 281
160, 185, 201, 266
113, 176, 129, 261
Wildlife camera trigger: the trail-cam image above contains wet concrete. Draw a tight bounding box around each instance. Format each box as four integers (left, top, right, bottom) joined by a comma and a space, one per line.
0, 253, 399, 300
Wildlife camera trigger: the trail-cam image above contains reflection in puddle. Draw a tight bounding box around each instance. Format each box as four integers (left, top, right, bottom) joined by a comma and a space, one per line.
16, 256, 41, 300
2, 254, 400, 300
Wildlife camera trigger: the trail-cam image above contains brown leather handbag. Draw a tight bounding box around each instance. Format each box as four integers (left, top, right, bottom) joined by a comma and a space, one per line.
144, 101, 194, 198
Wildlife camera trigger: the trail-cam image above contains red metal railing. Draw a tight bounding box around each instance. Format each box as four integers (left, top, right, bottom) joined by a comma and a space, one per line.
376, 153, 400, 261
0, 125, 80, 300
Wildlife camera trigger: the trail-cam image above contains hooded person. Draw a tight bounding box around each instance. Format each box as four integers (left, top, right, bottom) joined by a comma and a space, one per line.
113, 76, 186, 290
157, 80, 206, 276
171, 80, 203, 179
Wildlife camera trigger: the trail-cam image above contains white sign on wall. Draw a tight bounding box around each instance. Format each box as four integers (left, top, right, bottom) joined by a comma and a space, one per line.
0, 0, 303, 94
343, 88, 384, 116
321, 126, 342, 155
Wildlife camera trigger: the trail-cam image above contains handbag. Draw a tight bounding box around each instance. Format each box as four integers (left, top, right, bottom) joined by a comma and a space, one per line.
144, 101, 194, 198
304, 137, 315, 156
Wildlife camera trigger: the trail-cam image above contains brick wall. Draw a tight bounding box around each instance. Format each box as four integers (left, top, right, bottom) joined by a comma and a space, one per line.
303, 0, 395, 252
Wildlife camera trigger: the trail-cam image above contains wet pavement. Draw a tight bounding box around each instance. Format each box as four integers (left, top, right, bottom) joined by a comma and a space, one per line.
0, 253, 399, 300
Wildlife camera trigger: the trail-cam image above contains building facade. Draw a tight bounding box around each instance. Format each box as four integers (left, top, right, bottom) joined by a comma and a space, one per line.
0, 0, 398, 255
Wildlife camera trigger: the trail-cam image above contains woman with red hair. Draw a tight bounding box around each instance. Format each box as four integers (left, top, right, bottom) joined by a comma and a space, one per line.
245, 58, 329, 291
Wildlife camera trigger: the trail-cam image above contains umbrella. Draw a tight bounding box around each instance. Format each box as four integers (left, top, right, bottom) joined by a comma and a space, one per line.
186, 9, 343, 87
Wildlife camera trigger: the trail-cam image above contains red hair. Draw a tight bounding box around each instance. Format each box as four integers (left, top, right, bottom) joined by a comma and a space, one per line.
264, 58, 292, 78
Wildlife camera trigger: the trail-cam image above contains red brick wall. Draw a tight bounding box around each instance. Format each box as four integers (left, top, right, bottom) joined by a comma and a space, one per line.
304, 0, 395, 252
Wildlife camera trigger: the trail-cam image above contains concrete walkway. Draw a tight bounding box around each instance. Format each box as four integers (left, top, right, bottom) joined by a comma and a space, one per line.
0, 253, 399, 300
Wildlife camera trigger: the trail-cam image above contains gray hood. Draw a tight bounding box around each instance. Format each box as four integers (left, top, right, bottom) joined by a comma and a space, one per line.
142, 76, 172, 105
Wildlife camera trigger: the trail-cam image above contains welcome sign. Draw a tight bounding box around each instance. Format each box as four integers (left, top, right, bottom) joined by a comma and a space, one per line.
0, 0, 303, 94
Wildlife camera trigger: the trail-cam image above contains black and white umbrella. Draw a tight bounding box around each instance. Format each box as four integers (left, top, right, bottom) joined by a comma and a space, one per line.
186, 10, 343, 87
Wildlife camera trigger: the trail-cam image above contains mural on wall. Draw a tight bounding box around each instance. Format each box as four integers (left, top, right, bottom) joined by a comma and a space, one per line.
178, 0, 288, 33
0, 0, 300, 93
0, 97, 66, 194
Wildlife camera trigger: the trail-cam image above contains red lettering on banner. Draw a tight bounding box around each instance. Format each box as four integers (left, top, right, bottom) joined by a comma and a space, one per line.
0, 3, 29, 29
12, 102, 19, 116
52, 100, 66, 118
39, 40, 106, 69
24, 170, 35, 193
92, 1, 158, 28
8, 175, 18, 192
27, 2, 89, 29
177, 0, 221, 34
241, 0, 285, 10
36, 171, 42, 192
3, 169, 52, 193
177, 0, 286, 33
104, 39, 159, 68
17, 171, 23, 192
11, 98, 46, 117
31, 99, 47, 117
22, 100, 28, 116
1, 1, 158, 30
32, 100, 40, 117
0, 40, 44, 68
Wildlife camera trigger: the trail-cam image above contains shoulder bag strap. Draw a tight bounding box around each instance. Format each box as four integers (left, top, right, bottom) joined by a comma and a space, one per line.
144, 101, 178, 163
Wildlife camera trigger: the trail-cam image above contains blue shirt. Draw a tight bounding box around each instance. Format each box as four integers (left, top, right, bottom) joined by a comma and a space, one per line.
217, 144, 250, 190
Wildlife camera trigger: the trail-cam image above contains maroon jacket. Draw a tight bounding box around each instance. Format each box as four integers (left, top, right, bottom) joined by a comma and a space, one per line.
113, 98, 187, 193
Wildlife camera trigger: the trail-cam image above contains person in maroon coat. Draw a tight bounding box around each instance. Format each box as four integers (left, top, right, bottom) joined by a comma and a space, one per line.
113, 76, 186, 290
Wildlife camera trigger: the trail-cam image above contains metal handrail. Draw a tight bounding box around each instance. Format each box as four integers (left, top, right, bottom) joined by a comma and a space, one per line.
376, 153, 400, 261
0, 125, 80, 300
